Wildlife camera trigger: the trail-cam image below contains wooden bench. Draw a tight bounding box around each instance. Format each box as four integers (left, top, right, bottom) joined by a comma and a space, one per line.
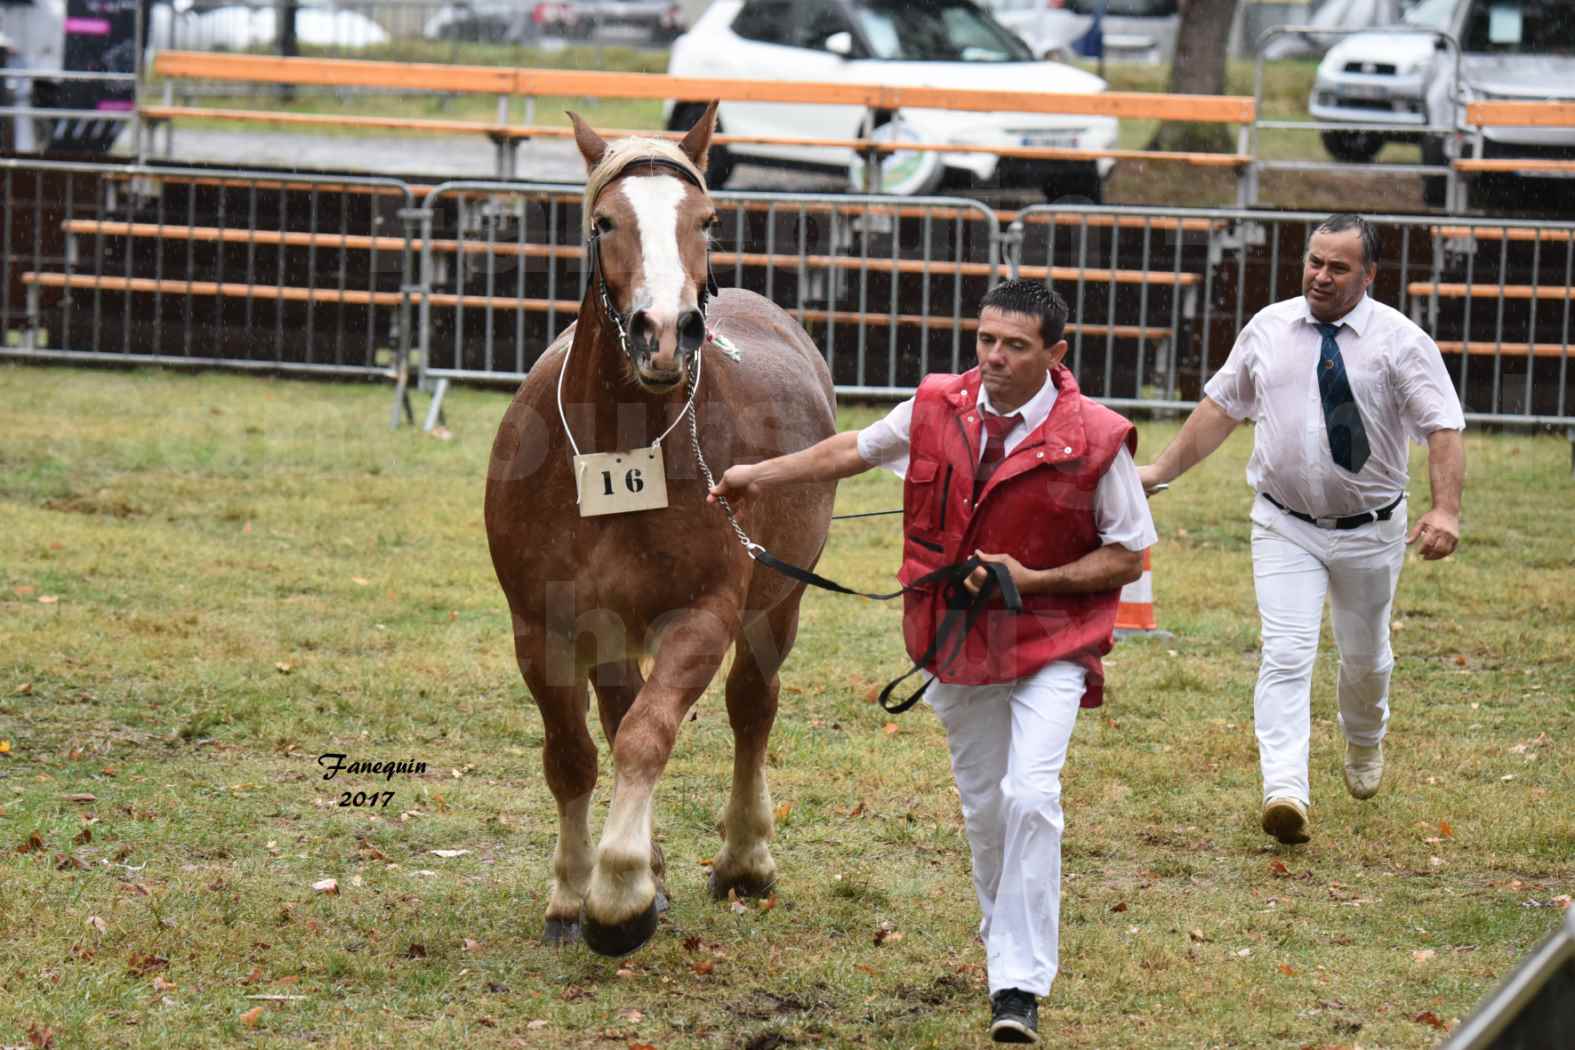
144, 51, 1256, 184
1447, 101, 1575, 209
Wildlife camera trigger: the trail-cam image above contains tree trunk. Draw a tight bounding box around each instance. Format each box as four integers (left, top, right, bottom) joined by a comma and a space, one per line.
1145, 0, 1240, 152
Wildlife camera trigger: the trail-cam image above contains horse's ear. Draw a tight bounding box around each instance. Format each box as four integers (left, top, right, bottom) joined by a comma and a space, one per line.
677, 101, 719, 174
568, 111, 608, 173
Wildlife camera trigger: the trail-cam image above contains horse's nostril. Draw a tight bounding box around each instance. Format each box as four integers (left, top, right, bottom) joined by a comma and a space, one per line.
678, 309, 705, 352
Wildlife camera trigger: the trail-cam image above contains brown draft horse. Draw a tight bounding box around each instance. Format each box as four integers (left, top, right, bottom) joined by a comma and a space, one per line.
483, 103, 837, 956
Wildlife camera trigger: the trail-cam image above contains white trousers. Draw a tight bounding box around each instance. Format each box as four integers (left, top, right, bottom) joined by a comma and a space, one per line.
928, 660, 1084, 998
1250, 493, 1407, 806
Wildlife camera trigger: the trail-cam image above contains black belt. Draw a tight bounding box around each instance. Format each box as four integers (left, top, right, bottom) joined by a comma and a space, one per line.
1262, 491, 1404, 530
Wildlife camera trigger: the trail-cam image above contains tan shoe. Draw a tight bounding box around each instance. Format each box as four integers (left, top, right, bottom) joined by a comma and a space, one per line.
1344, 741, 1384, 800
1261, 797, 1310, 845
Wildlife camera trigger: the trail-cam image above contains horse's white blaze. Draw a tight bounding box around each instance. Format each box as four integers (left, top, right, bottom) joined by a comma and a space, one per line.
619, 175, 689, 328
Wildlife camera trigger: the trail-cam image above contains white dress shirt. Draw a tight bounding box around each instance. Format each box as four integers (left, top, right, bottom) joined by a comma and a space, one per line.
857, 370, 1157, 552
1205, 294, 1465, 518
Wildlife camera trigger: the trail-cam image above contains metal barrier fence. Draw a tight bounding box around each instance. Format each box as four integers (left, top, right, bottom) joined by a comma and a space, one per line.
0, 159, 419, 423
415, 183, 1002, 401
1014, 203, 1575, 428
2, 161, 1571, 434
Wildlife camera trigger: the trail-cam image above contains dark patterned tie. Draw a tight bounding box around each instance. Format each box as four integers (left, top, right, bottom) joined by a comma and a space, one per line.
974, 412, 1022, 502
1316, 322, 1370, 474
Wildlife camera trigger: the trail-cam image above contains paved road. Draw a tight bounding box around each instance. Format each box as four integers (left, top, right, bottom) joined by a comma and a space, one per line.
132, 126, 846, 193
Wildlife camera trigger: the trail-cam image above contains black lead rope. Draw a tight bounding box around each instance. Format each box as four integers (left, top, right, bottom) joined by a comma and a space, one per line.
748, 546, 1022, 715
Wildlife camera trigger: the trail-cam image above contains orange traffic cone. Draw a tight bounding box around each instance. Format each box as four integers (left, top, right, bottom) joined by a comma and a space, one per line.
1115, 548, 1157, 632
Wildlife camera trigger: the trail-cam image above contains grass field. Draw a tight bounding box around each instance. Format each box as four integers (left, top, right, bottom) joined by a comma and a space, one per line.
2, 365, 1571, 1049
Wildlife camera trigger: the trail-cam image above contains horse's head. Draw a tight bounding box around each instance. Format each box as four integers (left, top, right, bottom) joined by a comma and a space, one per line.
571, 103, 720, 395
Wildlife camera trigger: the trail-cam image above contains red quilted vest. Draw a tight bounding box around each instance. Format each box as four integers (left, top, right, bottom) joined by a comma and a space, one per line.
898, 365, 1137, 707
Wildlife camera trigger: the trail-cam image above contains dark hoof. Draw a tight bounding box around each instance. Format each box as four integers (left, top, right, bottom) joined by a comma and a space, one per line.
542, 916, 582, 946
708, 869, 776, 901
580, 900, 659, 957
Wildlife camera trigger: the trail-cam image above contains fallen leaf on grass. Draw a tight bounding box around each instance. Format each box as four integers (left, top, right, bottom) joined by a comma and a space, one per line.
1269, 860, 1290, 878
128, 952, 169, 976
241, 966, 263, 985
60, 793, 96, 804
151, 975, 177, 994
11, 682, 28, 696
1412, 949, 1436, 964
774, 802, 792, 823
463, 938, 482, 952
526, 1019, 548, 1030
275, 662, 293, 674
618, 1008, 645, 1023
615, 967, 638, 979
351, 577, 371, 587
882, 723, 899, 735
86, 915, 108, 934
312, 878, 339, 895
17, 830, 45, 854
38, 595, 59, 605
1110, 901, 1128, 913
1439, 820, 1454, 838
854, 963, 877, 976
430, 849, 470, 859
682, 936, 703, 953
240, 1006, 264, 1028
404, 943, 426, 959
1412, 1010, 1448, 1030
1188, 928, 1211, 943
26, 1022, 55, 1048
848, 801, 865, 818
691, 959, 714, 976
759, 895, 777, 913
629, 1043, 656, 1050
1278, 964, 1296, 976
74, 827, 92, 845
0, 739, 11, 755
14, 585, 35, 596
55, 853, 87, 871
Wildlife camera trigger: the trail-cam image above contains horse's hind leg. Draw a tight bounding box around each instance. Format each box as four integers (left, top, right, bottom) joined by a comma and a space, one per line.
709, 598, 800, 901
590, 659, 669, 915
516, 629, 598, 946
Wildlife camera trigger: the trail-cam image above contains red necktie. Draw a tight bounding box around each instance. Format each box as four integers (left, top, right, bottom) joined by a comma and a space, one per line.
974, 412, 1022, 502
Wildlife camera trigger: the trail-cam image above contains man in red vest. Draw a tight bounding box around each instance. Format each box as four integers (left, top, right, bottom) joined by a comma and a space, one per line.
710, 279, 1156, 1045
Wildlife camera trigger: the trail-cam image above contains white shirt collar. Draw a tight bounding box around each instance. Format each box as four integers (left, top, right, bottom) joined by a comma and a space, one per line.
976, 369, 1057, 433
1299, 293, 1374, 337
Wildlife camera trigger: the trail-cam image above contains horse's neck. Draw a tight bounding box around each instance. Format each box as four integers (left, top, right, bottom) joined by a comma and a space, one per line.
558, 295, 684, 454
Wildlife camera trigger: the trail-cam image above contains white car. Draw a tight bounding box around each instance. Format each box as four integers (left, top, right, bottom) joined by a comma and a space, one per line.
665, 0, 1119, 200
155, 1, 391, 52
1421, 0, 1575, 203
1308, 0, 1457, 163
978, 0, 1093, 61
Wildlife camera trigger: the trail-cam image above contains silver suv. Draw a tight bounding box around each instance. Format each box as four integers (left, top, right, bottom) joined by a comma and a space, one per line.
1422, 0, 1575, 203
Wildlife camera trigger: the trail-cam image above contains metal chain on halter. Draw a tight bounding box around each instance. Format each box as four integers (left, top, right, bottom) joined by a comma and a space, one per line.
684, 353, 763, 559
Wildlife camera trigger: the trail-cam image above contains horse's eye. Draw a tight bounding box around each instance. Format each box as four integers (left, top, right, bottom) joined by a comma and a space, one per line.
594, 216, 614, 235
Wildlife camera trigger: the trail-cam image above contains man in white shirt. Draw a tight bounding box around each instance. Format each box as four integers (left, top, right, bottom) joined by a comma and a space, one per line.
1138, 213, 1465, 846
710, 280, 1156, 1044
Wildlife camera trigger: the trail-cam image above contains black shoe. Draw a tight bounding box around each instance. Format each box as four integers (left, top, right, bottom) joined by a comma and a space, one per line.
990, 988, 1039, 1044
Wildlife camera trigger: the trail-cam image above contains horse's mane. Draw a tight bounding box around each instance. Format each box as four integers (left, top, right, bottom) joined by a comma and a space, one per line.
582, 135, 706, 239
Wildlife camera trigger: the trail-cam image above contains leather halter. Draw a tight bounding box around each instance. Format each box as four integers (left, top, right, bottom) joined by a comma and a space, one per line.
584, 157, 719, 367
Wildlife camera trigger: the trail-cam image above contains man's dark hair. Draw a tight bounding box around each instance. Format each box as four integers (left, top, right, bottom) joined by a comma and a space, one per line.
980, 278, 1070, 346
1310, 213, 1380, 269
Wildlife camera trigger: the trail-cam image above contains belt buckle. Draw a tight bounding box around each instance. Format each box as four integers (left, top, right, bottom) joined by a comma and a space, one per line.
1313, 515, 1341, 529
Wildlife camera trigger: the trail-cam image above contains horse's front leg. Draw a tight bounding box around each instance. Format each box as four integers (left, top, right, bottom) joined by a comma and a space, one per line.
580, 606, 735, 957
514, 617, 597, 946
710, 600, 798, 900
590, 659, 669, 915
